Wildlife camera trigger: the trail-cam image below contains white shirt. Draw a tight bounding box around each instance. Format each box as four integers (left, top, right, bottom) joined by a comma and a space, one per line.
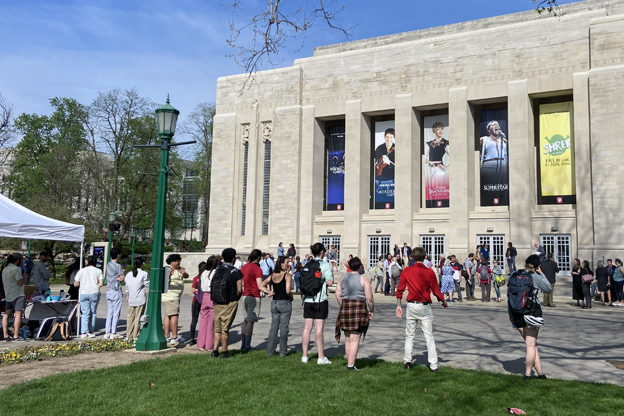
74, 266, 103, 295
201, 269, 215, 293
125, 269, 149, 307
234, 259, 243, 269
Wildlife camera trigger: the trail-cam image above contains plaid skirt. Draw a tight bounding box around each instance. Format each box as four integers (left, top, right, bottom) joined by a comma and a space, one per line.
335, 299, 370, 343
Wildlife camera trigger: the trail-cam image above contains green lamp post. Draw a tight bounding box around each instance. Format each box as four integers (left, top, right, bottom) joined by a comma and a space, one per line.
105, 211, 116, 284
135, 96, 182, 351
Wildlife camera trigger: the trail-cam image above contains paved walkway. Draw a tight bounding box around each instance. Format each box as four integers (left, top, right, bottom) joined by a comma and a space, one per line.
4, 279, 623, 386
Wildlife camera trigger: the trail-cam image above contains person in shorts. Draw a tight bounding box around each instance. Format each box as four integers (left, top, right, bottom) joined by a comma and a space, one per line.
240, 249, 263, 351
211, 248, 243, 359
163, 254, 187, 346
301, 242, 334, 365
2, 253, 27, 341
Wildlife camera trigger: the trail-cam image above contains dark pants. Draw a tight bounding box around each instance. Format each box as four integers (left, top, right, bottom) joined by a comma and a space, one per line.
454, 280, 462, 301
465, 276, 475, 298
582, 283, 592, 307
385, 274, 391, 295
480, 282, 491, 301
190, 301, 201, 340
615, 281, 624, 301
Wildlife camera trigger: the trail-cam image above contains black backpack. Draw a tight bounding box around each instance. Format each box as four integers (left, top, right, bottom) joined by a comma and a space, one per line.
507, 270, 534, 314
479, 266, 490, 283
299, 259, 324, 298
211, 265, 233, 305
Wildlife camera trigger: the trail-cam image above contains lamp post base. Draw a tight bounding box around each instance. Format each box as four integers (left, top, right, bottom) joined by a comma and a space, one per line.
135, 321, 168, 351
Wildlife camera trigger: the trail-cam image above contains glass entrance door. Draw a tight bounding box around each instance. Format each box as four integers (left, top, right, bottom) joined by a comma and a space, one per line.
540, 234, 571, 274
419, 235, 446, 264
320, 236, 341, 266
477, 235, 506, 272
367, 235, 391, 269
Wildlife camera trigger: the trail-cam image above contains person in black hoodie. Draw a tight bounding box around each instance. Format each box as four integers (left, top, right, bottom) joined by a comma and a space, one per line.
539, 254, 559, 307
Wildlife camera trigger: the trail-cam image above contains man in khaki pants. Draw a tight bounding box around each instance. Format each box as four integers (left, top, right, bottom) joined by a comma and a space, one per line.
539, 253, 559, 307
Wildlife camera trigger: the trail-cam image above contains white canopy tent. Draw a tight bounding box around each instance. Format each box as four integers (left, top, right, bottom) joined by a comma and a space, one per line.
1, 193, 85, 336
0, 194, 84, 242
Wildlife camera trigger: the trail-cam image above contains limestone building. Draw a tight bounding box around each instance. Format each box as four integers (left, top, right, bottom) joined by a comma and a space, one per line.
207, 0, 624, 274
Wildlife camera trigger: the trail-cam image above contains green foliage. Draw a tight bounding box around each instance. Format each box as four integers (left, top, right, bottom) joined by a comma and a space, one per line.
0, 339, 133, 365
120, 240, 153, 256
1, 352, 623, 415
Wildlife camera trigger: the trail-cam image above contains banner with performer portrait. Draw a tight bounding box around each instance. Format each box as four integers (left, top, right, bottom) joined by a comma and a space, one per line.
479, 108, 509, 206
539, 102, 576, 203
326, 125, 345, 210
373, 120, 395, 209
423, 115, 450, 208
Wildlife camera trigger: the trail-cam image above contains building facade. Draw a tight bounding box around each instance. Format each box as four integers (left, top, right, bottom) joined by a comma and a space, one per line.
208, 0, 624, 273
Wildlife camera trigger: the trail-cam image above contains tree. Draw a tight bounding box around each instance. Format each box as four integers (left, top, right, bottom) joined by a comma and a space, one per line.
178, 102, 216, 246
0, 93, 15, 192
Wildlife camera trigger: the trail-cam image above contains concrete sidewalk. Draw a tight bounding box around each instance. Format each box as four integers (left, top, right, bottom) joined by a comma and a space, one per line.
5, 281, 623, 386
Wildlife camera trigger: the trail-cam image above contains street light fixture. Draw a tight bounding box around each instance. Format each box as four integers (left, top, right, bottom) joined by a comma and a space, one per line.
135, 95, 193, 351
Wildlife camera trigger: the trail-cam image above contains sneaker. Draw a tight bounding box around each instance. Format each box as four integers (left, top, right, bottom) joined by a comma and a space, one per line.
166, 336, 172, 341
317, 357, 332, 365
537, 374, 547, 379
220, 352, 230, 359
429, 365, 438, 373
176, 336, 185, 343
170, 338, 179, 346
403, 363, 411, 370
347, 366, 360, 371
80, 334, 88, 339
87, 333, 96, 338
103, 333, 111, 340
523, 374, 533, 380
4, 336, 13, 342
189, 339, 197, 346
211, 350, 219, 358
301, 356, 309, 363
14, 337, 26, 342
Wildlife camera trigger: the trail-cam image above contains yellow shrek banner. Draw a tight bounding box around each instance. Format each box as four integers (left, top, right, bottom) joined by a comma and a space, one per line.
539, 102, 575, 197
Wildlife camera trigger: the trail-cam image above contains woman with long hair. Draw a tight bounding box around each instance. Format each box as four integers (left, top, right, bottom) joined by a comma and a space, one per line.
124, 257, 149, 342
571, 258, 584, 307
197, 256, 218, 351
189, 261, 207, 345
580, 260, 594, 309
594, 260, 611, 306
612, 258, 624, 306
260, 256, 293, 356
65, 257, 81, 300
508, 255, 551, 380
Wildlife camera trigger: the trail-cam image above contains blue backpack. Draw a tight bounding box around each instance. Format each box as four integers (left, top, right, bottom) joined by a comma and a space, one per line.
507, 270, 534, 314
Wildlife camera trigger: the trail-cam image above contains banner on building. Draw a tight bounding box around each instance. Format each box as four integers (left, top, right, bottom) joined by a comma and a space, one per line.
539, 102, 576, 203
423, 114, 450, 208
373, 120, 395, 209
479, 108, 509, 206
326, 125, 345, 210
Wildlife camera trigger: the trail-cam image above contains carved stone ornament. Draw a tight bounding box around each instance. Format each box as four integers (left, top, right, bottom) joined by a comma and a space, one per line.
241, 124, 250, 143
262, 121, 272, 142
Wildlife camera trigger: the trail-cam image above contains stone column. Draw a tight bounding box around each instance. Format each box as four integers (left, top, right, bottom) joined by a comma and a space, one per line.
508, 80, 534, 260
298, 105, 324, 249
573, 72, 594, 261
448, 87, 473, 260
207, 112, 237, 252
343, 100, 371, 257
243, 103, 261, 250
394, 94, 420, 246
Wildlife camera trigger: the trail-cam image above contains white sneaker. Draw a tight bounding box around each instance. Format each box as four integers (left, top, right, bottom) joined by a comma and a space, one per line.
176, 336, 185, 343
80, 334, 88, 339
103, 333, 111, 340
301, 356, 309, 363
87, 333, 96, 338
170, 338, 179, 346
317, 357, 332, 365
166, 336, 172, 341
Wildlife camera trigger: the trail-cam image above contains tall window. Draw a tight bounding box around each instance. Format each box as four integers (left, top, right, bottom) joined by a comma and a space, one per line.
261, 140, 271, 235
241, 141, 249, 236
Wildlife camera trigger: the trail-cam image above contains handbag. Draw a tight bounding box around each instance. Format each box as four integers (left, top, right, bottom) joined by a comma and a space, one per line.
581, 274, 593, 284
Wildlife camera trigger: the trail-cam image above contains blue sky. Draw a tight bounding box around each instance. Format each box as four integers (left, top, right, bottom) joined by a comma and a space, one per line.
0, 0, 580, 128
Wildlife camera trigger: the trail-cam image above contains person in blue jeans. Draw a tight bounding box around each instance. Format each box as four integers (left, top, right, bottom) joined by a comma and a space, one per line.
492, 260, 503, 302
293, 256, 302, 294
74, 256, 104, 337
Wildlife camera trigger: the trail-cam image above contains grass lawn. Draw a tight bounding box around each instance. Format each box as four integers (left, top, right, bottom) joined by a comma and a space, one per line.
1, 351, 621, 416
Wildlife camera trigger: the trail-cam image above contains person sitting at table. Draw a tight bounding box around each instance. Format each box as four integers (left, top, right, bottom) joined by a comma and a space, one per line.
74, 256, 104, 338
32, 251, 52, 293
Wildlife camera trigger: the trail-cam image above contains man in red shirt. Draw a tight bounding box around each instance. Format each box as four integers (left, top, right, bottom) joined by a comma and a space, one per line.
240, 249, 263, 351
396, 246, 447, 372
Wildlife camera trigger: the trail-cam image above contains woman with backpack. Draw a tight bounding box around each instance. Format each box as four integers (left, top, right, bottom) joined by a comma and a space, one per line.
508, 255, 552, 380
189, 261, 207, 345
197, 256, 218, 351
580, 260, 594, 309
492, 260, 504, 302
260, 256, 293, 356
478, 260, 492, 302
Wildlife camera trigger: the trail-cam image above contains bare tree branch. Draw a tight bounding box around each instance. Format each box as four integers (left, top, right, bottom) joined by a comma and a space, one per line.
0, 93, 15, 165
213, 0, 353, 92
533, 0, 565, 18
